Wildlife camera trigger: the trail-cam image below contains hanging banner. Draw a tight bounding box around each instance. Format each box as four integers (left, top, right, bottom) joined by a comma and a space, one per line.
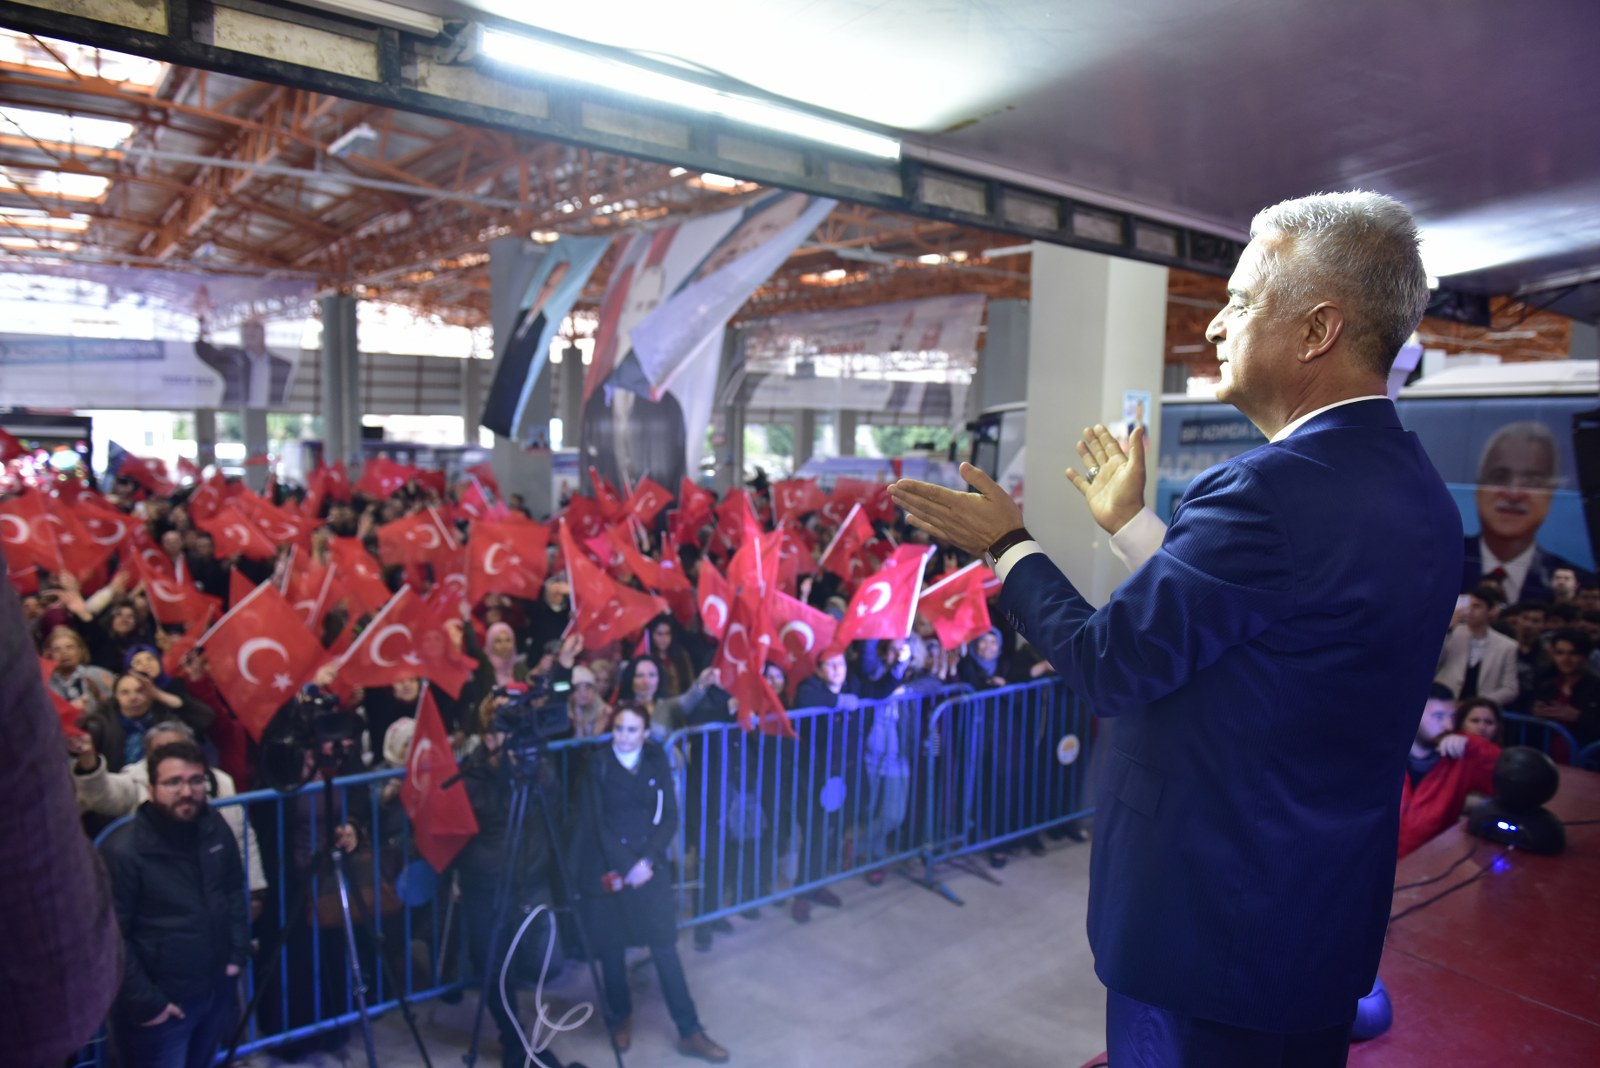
479, 234, 611, 441
739, 292, 987, 366
579, 192, 835, 495
0, 334, 250, 409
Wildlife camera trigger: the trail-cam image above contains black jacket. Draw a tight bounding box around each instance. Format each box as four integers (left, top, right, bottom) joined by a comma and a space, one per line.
99, 802, 249, 1021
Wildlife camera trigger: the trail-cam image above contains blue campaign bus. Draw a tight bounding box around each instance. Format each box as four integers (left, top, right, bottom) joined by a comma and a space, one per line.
1157, 362, 1598, 574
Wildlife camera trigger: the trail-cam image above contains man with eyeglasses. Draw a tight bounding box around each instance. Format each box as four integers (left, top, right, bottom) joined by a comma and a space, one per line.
1463, 420, 1593, 603
99, 739, 249, 1068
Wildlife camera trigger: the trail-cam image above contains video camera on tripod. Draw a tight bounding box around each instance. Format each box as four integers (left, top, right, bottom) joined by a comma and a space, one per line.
258, 684, 367, 792
489, 675, 573, 758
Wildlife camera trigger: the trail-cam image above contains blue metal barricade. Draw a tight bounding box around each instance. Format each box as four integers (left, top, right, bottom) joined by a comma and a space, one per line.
1500, 712, 1579, 763
83, 679, 1089, 1063
665, 684, 973, 924
919, 679, 1093, 902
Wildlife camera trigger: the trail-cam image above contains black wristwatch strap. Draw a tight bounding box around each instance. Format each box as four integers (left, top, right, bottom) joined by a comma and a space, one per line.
984, 526, 1033, 567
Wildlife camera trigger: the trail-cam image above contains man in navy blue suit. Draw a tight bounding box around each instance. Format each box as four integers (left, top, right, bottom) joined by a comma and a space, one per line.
892, 192, 1462, 1067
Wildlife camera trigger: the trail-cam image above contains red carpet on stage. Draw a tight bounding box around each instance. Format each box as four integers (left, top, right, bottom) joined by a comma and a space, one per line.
1351, 766, 1600, 1066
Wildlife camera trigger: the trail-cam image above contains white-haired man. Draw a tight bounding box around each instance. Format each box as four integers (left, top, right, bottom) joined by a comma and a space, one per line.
894, 191, 1461, 1067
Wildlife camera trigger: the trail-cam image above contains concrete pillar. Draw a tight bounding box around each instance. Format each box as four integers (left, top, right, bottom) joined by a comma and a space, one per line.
461, 351, 487, 444
193, 409, 216, 469
488, 236, 553, 517
560, 347, 585, 447
242, 407, 269, 492
794, 408, 816, 468
1024, 243, 1167, 607
837, 409, 858, 457
319, 294, 361, 469
976, 299, 1031, 413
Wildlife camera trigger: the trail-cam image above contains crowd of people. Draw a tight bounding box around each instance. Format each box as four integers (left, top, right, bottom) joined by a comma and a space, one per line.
8, 413, 1598, 1068
10, 455, 1071, 1068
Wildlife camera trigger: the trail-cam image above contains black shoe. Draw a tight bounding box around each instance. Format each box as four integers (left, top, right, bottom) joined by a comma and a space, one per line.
810, 886, 843, 908
694, 926, 713, 952
988, 850, 1008, 869
710, 917, 735, 934
740, 908, 762, 920
1023, 834, 1047, 857
1048, 821, 1088, 842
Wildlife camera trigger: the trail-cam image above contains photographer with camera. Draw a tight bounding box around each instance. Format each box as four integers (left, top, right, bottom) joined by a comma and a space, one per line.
458, 682, 573, 1068
571, 703, 729, 1063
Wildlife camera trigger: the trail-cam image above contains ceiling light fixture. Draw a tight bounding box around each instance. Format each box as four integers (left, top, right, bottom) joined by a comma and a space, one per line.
479, 26, 901, 160
294, 0, 444, 37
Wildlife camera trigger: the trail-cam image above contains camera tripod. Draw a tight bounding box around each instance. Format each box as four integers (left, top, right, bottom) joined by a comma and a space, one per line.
225, 758, 434, 1068
452, 739, 622, 1068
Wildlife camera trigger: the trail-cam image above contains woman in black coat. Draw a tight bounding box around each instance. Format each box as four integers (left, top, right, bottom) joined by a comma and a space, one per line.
570, 703, 728, 1062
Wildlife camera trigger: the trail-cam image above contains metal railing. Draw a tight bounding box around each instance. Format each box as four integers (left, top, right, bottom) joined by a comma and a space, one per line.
84, 677, 1088, 1063
1499, 712, 1580, 763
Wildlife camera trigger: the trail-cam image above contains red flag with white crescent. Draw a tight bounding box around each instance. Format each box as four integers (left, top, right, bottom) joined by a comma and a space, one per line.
696, 558, 733, 641
201, 581, 325, 739
918, 560, 996, 650
401, 687, 480, 872
835, 544, 933, 644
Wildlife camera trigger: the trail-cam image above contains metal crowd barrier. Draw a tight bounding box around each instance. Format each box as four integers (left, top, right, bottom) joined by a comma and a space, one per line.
1500, 712, 1580, 763
84, 677, 1088, 1063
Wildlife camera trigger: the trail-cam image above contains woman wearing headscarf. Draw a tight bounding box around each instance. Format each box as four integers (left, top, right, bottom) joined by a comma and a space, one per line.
957, 628, 1010, 690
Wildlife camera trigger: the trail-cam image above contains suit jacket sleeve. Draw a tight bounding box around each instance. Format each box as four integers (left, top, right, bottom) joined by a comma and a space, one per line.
999, 461, 1295, 718
1483, 640, 1519, 708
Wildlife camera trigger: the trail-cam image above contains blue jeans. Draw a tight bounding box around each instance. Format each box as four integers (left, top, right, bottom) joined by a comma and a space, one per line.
862, 771, 910, 861
117, 978, 239, 1068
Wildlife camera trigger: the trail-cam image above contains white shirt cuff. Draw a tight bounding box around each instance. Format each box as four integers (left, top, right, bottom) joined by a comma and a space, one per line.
1109, 507, 1166, 573
994, 540, 1044, 583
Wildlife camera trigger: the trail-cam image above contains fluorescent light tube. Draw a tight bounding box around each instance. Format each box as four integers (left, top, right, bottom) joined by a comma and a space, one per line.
479, 27, 900, 160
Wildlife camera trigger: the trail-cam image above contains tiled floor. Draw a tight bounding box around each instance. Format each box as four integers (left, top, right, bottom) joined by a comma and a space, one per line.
264, 838, 1105, 1068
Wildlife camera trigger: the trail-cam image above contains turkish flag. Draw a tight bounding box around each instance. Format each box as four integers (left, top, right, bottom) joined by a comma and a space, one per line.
678, 477, 715, 522
466, 520, 550, 605
114, 450, 176, 497
38, 494, 113, 578
328, 537, 394, 616
835, 544, 933, 644
712, 490, 755, 555
396, 589, 478, 699
771, 479, 828, 522
454, 480, 495, 524
563, 494, 608, 543
377, 508, 457, 569
202, 581, 326, 739
919, 561, 995, 649
697, 559, 733, 640
560, 520, 665, 648
713, 591, 774, 693
413, 469, 447, 499
727, 526, 782, 606
467, 461, 500, 498
196, 503, 278, 561
622, 476, 674, 526
428, 546, 470, 622
133, 554, 221, 627
74, 496, 138, 556
732, 668, 795, 738
0, 492, 61, 573
768, 591, 838, 689
325, 460, 354, 501
285, 557, 337, 634
161, 605, 217, 678
608, 527, 690, 594
38, 656, 89, 740
401, 687, 480, 872
354, 456, 418, 500
7, 563, 38, 596
587, 465, 625, 518
229, 567, 256, 609
817, 502, 875, 582
0, 426, 24, 464
666, 508, 708, 551
121, 528, 175, 582
233, 494, 316, 550
188, 471, 228, 521
336, 587, 426, 691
